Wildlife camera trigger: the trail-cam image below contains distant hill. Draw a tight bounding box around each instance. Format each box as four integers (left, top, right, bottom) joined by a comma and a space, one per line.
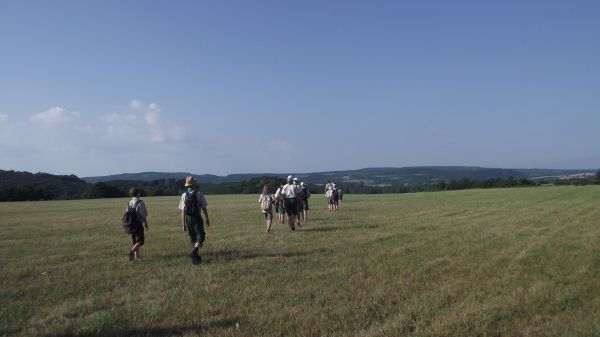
2, 167, 597, 201
0, 170, 88, 199
83, 167, 594, 186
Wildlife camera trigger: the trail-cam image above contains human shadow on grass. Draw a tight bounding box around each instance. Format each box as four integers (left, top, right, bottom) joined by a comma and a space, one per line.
156, 247, 333, 264
48, 317, 240, 337
300, 224, 378, 232
204, 248, 332, 263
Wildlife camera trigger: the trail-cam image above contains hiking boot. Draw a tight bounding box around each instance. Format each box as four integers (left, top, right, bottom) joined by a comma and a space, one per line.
190, 248, 201, 265
127, 250, 134, 261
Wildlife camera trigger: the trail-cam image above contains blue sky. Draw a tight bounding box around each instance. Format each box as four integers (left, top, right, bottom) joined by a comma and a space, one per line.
0, 0, 599, 176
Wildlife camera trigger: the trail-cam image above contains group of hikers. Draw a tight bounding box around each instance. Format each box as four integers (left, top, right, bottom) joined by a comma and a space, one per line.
121, 175, 343, 265
259, 175, 311, 233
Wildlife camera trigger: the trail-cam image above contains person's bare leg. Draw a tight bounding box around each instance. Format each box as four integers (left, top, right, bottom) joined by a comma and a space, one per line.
266, 219, 272, 232
129, 242, 142, 260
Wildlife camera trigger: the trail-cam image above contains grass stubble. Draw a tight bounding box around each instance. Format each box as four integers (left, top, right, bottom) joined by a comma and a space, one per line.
0, 186, 598, 337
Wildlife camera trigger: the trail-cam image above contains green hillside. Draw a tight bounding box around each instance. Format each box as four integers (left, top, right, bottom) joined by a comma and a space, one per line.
0, 170, 87, 200
1, 186, 598, 336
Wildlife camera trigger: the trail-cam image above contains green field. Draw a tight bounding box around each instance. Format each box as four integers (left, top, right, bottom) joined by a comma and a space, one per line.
1, 186, 599, 337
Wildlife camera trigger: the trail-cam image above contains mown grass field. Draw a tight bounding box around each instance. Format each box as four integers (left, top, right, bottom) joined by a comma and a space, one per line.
1, 186, 599, 337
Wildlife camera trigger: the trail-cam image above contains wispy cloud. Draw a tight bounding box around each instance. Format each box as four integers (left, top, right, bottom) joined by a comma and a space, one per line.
100, 100, 184, 144
30, 107, 79, 125
129, 99, 142, 110
144, 102, 160, 126
3, 101, 191, 175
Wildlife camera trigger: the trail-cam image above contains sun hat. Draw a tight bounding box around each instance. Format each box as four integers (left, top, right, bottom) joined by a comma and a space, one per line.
293, 177, 299, 182
287, 175, 293, 182
184, 176, 197, 187
301, 182, 306, 187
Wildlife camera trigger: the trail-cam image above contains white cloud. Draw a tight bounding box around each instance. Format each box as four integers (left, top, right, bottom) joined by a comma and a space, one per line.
144, 111, 159, 126
144, 103, 161, 126
30, 107, 79, 125
101, 112, 137, 123
148, 103, 160, 113
130, 99, 142, 110
0, 112, 7, 122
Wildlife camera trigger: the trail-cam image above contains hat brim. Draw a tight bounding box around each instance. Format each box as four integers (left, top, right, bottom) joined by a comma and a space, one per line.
184, 181, 196, 187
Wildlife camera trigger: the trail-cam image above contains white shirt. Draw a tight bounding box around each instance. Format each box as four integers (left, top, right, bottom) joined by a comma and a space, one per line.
282, 183, 301, 198
128, 197, 148, 218
178, 191, 208, 211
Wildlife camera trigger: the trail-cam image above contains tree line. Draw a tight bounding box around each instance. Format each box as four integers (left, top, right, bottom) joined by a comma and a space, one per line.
2, 171, 600, 202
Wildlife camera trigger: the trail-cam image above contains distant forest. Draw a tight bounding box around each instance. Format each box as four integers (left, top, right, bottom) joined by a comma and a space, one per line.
1, 169, 599, 202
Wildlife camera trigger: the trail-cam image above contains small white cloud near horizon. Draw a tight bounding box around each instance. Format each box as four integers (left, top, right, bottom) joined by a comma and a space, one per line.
144, 103, 160, 126
100, 112, 137, 124
99, 100, 185, 144
30, 107, 79, 125
129, 99, 142, 110
0, 112, 7, 122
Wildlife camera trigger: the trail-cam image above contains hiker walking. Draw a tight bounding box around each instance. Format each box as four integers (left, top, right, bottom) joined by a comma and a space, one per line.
125, 187, 148, 261
274, 182, 286, 224
281, 175, 302, 230
293, 177, 304, 223
259, 184, 275, 233
325, 180, 332, 193
301, 182, 310, 221
330, 183, 340, 212
326, 183, 339, 212
179, 176, 210, 264
338, 187, 343, 207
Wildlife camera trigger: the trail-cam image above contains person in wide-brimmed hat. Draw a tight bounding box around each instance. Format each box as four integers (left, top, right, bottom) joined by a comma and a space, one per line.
178, 176, 210, 264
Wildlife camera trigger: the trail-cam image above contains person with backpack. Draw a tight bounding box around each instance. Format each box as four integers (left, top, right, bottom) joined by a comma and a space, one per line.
325, 180, 332, 193
178, 176, 210, 265
124, 187, 148, 261
274, 182, 286, 224
258, 184, 275, 233
281, 175, 302, 230
301, 182, 311, 221
330, 183, 340, 212
293, 178, 304, 223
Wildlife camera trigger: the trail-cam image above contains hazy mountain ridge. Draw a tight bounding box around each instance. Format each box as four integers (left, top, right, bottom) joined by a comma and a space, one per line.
82, 167, 594, 185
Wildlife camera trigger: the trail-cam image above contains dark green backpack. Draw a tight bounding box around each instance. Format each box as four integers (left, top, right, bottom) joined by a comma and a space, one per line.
121, 200, 141, 234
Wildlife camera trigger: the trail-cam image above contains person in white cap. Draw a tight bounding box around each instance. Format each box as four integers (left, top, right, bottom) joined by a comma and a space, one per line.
281, 175, 302, 230
178, 176, 210, 264
331, 183, 339, 212
326, 183, 339, 212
